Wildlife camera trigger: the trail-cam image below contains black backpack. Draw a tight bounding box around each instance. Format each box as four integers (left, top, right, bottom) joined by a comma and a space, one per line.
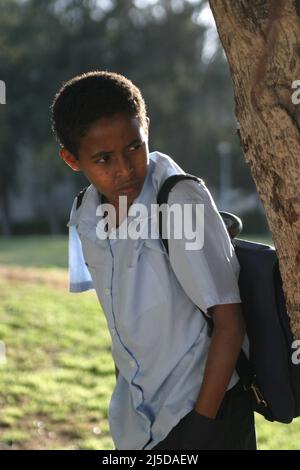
157, 173, 300, 424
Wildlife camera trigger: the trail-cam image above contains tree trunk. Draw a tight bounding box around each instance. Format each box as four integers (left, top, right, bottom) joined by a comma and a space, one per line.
209, 0, 300, 337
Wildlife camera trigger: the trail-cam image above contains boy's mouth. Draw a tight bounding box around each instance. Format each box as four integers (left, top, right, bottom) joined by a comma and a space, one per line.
118, 180, 139, 195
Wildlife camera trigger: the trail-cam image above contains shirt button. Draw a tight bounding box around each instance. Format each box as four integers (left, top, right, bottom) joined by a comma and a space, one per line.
111, 328, 116, 336
129, 360, 135, 368
104, 288, 111, 295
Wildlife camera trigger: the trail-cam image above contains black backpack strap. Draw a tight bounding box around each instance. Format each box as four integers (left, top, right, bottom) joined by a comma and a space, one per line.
157, 174, 268, 409
157, 174, 202, 254
76, 186, 88, 209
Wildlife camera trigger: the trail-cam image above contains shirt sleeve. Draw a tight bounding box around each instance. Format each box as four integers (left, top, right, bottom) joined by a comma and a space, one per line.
167, 179, 241, 314
67, 198, 94, 293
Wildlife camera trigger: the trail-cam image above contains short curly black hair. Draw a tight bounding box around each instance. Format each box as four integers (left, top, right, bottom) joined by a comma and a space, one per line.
50, 70, 148, 158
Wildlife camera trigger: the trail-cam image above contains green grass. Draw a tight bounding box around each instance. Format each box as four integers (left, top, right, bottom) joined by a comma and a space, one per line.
0, 236, 68, 268
255, 414, 300, 450
0, 277, 115, 450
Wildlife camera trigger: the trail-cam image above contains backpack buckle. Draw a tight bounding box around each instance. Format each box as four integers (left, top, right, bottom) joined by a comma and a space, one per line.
244, 381, 268, 407
251, 383, 268, 407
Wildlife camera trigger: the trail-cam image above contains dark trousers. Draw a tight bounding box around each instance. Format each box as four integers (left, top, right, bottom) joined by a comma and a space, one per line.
151, 380, 256, 450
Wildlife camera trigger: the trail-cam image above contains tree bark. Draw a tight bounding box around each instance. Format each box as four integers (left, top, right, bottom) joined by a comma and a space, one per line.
209, 0, 300, 337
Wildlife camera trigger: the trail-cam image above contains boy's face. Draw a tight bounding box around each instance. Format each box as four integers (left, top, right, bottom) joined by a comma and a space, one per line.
60, 113, 149, 211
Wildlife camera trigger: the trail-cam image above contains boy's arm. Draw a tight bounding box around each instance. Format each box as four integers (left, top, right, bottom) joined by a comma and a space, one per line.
194, 302, 245, 418
165, 179, 244, 418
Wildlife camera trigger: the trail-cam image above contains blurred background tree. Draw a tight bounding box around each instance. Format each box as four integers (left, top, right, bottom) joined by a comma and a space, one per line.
0, 0, 269, 236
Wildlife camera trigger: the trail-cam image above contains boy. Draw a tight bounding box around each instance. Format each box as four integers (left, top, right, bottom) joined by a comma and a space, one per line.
51, 71, 256, 450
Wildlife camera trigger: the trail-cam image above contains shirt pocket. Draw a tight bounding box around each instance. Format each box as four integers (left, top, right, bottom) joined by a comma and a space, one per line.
118, 239, 168, 317
80, 236, 107, 267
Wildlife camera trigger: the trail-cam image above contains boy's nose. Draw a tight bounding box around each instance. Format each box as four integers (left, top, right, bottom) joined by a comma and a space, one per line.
114, 154, 133, 178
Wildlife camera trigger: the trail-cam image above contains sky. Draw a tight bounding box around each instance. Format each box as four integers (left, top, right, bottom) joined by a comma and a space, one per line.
196, 2, 218, 61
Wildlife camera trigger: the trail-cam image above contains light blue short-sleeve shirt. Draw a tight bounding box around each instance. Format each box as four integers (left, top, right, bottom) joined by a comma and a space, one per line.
67, 151, 245, 450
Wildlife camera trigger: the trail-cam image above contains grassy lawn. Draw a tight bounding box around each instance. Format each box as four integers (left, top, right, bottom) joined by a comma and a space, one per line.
0, 276, 115, 450
1, 234, 299, 450
0, 236, 68, 268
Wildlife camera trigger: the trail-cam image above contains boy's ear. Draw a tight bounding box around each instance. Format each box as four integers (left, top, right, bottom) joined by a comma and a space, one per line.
59, 148, 81, 172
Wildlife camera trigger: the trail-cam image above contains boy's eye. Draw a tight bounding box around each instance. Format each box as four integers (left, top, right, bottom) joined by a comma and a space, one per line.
94, 143, 142, 164
95, 154, 110, 164
128, 142, 142, 152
